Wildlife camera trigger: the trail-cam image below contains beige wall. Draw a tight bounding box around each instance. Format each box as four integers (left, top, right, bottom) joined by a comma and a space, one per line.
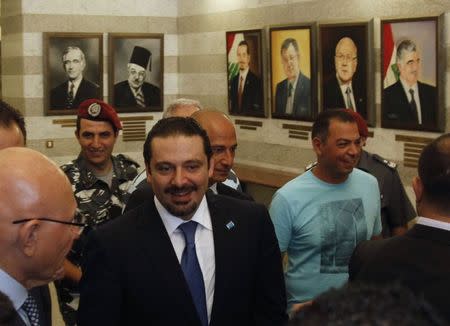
1, 0, 449, 193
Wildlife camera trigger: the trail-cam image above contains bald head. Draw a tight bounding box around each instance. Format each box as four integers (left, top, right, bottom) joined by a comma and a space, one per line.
335, 37, 358, 84
163, 98, 202, 118
192, 110, 237, 183
0, 148, 77, 288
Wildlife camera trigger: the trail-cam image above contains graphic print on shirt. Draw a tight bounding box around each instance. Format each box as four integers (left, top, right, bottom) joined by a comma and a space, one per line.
319, 198, 367, 273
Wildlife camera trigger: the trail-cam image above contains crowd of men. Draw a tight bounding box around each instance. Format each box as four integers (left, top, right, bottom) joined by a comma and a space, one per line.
0, 95, 449, 326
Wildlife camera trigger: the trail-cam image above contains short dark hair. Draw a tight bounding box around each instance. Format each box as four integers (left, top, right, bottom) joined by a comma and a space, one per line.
75, 117, 119, 135
311, 109, 356, 142
143, 117, 212, 167
281, 38, 299, 54
418, 133, 450, 214
238, 40, 249, 54
0, 100, 26, 143
289, 282, 445, 326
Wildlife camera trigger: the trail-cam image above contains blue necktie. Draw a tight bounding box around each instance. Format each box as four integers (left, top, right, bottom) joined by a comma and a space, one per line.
179, 221, 208, 326
22, 293, 40, 326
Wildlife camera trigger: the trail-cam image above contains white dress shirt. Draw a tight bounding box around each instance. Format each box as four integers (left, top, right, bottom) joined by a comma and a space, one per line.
67, 77, 82, 97
0, 267, 31, 325
155, 196, 215, 322
416, 216, 450, 231
339, 81, 356, 111
400, 78, 422, 124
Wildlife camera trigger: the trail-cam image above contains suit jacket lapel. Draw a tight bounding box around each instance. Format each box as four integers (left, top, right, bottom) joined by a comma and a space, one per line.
134, 200, 201, 324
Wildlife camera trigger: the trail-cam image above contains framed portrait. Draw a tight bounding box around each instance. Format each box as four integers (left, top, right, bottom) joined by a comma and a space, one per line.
319, 22, 374, 125
44, 33, 103, 116
226, 29, 265, 117
381, 17, 440, 131
270, 24, 317, 121
109, 33, 164, 113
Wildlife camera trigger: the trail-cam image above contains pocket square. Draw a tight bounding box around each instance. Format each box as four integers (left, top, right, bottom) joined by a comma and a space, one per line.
226, 221, 235, 230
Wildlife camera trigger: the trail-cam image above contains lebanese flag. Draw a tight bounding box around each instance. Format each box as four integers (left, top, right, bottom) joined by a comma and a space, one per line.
226, 33, 244, 81
383, 23, 399, 88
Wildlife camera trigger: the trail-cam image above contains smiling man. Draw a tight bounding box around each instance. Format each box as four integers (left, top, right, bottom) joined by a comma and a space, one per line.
270, 109, 381, 315
78, 117, 287, 326
50, 46, 100, 109
60, 99, 139, 288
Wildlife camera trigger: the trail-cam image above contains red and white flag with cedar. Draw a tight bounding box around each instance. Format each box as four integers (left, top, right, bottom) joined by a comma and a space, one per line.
226, 33, 244, 81
383, 23, 400, 88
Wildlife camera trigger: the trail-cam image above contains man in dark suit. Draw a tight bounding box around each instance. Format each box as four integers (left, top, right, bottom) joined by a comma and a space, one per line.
229, 40, 264, 116
0, 148, 80, 326
323, 37, 367, 119
383, 39, 437, 130
124, 110, 251, 213
78, 117, 287, 326
114, 46, 161, 109
274, 38, 311, 119
50, 46, 100, 109
349, 133, 450, 322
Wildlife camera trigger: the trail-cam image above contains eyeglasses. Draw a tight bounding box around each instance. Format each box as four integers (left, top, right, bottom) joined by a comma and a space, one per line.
335, 54, 357, 62
12, 217, 87, 235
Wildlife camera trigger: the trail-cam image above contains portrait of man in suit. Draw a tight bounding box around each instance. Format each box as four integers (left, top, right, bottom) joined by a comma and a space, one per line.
273, 38, 311, 119
383, 39, 437, 130
114, 45, 161, 110
50, 46, 100, 110
228, 40, 264, 116
323, 37, 367, 119
78, 117, 287, 326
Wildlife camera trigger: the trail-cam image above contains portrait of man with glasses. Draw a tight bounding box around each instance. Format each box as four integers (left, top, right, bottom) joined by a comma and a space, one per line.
323, 33, 368, 120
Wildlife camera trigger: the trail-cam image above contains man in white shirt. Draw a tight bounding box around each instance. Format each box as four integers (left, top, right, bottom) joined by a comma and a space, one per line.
78, 117, 287, 326
350, 133, 450, 322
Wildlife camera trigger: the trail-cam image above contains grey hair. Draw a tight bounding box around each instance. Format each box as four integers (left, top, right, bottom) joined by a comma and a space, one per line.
163, 98, 203, 118
62, 46, 85, 62
396, 39, 417, 63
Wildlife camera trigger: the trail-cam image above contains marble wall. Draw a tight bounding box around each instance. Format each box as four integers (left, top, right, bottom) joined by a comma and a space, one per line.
1, 0, 449, 190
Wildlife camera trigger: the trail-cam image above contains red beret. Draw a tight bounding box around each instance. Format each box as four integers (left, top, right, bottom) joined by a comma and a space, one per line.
345, 109, 368, 138
77, 99, 122, 130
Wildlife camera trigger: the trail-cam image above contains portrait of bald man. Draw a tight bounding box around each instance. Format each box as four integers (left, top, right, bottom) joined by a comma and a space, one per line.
321, 26, 368, 120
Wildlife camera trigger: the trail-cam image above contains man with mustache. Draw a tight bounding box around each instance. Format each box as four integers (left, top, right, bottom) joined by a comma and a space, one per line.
270, 110, 381, 315
78, 117, 287, 325
274, 38, 311, 119
0, 147, 80, 326
59, 99, 139, 310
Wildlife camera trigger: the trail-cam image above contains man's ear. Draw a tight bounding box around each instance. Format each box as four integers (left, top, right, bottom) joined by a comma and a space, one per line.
18, 221, 40, 257
312, 137, 323, 156
412, 176, 423, 203
208, 157, 214, 179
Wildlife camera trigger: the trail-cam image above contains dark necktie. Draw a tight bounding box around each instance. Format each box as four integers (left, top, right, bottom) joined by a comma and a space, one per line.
22, 294, 40, 326
135, 91, 146, 108
345, 87, 354, 110
179, 221, 208, 326
67, 82, 75, 108
409, 89, 419, 123
238, 75, 244, 111
288, 82, 294, 97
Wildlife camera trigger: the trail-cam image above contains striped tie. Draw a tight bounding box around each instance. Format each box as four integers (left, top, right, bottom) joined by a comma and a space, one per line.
135, 91, 146, 108
67, 82, 75, 108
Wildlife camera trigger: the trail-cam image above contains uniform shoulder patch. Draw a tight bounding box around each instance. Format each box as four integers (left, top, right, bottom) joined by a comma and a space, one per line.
373, 154, 397, 169
305, 161, 317, 171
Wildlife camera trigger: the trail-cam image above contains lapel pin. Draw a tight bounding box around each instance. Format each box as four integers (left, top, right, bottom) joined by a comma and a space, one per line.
226, 221, 235, 230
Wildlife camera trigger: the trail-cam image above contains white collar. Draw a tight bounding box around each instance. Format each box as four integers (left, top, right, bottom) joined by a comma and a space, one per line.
416, 216, 450, 231
0, 267, 28, 310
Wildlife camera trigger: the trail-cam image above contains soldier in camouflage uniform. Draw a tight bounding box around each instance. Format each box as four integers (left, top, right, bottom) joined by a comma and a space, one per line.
58, 99, 139, 324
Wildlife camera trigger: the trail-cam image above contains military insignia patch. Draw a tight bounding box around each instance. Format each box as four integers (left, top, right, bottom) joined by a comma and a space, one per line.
87, 103, 101, 117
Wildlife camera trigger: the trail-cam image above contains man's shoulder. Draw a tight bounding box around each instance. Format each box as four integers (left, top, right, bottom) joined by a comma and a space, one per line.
60, 158, 80, 174
383, 80, 402, 94
142, 82, 161, 93
418, 81, 437, 93
113, 154, 140, 180
114, 80, 129, 89
217, 183, 253, 201
114, 154, 140, 168
81, 78, 100, 89
50, 81, 68, 93
362, 151, 397, 171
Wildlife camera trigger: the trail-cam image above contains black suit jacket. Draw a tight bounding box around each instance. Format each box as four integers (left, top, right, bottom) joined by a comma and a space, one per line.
77, 193, 287, 326
349, 224, 450, 321
229, 70, 264, 116
274, 72, 311, 119
323, 75, 367, 119
382, 80, 436, 130
123, 182, 253, 214
114, 81, 161, 108
50, 78, 99, 109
